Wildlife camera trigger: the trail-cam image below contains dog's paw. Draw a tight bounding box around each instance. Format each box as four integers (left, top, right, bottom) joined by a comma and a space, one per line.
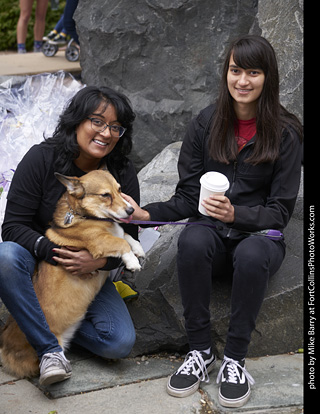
124, 234, 145, 259
131, 241, 145, 259
122, 252, 141, 272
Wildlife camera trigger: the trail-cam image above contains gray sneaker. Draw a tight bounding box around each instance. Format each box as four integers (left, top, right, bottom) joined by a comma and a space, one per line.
39, 352, 72, 386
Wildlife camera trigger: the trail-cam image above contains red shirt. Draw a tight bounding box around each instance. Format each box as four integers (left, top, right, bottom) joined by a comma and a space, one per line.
235, 118, 256, 152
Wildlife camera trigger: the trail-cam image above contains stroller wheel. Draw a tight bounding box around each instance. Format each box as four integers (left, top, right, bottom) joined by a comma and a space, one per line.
42, 42, 59, 57
65, 45, 80, 62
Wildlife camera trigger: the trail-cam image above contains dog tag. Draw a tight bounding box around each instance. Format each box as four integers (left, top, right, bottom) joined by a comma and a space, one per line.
64, 211, 74, 225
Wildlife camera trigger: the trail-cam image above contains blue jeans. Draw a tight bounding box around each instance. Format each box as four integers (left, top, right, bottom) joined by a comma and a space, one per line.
0, 242, 136, 359
54, 14, 65, 33
63, 0, 79, 44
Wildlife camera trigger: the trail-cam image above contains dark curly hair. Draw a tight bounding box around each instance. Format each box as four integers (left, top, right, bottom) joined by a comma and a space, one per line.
44, 86, 136, 174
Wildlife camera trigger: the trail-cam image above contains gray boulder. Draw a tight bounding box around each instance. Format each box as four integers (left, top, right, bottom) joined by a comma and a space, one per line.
75, 0, 303, 171
256, 0, 304, 121
128, 142, 303, 358
75, 0, 258, 170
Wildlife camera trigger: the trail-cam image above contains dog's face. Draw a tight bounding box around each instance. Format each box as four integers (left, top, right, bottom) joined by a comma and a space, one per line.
55, 170, 134, 223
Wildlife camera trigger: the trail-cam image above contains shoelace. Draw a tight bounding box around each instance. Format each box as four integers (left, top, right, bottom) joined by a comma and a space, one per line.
176, 350, 210, 383
216, 357, 255, 385
40, 352, 70, 372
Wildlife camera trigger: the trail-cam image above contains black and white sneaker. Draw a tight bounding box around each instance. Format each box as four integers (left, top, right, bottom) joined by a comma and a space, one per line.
167, 349, 216, 397
216, 356, 255, 408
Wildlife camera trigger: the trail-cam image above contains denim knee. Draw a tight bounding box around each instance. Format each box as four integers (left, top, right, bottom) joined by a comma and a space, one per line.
0, 242, 35, 285
105, 327, 136, 359
0, 242, 20, 273
76, 320, 136, 359
70, 277, 136, 358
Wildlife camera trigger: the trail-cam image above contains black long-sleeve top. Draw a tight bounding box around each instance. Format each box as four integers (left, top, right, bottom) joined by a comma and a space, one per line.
144, 104, 302, 241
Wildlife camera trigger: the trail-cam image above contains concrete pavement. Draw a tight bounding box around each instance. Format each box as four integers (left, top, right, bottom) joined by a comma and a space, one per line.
0, 348, 303, 414
0, 50, 81, 78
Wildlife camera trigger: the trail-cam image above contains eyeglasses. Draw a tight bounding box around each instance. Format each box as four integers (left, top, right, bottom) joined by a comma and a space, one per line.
87, 117, 126, 138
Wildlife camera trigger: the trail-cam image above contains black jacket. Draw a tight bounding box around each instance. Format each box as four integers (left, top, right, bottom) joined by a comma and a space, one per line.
145, 104, 302, 241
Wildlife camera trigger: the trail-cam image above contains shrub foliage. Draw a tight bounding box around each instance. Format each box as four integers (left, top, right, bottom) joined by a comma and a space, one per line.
0, 0, 66, 51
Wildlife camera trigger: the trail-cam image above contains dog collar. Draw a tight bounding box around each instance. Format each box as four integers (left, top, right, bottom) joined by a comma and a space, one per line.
64, 195, 85, 224
64, 210, 75, 225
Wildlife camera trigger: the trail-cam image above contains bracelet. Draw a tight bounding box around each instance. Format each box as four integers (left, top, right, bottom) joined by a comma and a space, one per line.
34, 236, 45, 257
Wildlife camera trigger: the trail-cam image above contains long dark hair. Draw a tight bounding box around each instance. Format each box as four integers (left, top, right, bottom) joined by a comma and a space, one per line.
209, 35, 303, 165
44, 86, 136, 174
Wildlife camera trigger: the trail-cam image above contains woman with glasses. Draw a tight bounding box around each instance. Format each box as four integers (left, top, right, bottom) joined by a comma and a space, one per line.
123, 35, 303, 408
0, 86, 139, 386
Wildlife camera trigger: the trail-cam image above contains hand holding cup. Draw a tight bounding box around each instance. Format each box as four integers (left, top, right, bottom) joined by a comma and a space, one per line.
198, 172, 234, 223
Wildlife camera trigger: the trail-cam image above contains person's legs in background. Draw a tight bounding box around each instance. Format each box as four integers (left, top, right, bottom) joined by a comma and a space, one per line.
17, 0, 34, 53
33, 0, 49, 52
17, 0, 49, 53
63, 0, 79, 44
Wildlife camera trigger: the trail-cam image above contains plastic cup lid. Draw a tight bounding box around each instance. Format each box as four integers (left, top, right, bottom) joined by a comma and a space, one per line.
200, 172, 230, 192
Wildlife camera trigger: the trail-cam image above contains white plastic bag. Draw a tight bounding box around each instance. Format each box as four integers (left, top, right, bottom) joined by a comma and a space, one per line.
0, 71, 84, 239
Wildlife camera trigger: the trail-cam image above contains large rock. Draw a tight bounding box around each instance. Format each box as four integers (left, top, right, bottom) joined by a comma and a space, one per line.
128, 142, 303, 358
256, 0, 304, 121
75, 0, 303, 170
75, 0, 258, 170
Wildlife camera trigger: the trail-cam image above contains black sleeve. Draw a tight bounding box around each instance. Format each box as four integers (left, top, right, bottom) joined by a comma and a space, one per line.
1, 146, 60, 265
2, 200, 59, 264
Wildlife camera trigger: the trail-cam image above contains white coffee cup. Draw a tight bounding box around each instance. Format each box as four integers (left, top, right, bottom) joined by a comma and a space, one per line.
198, 172, 230, 216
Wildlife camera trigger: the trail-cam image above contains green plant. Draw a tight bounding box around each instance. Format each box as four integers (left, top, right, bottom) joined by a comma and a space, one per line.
0, 0, 66, 51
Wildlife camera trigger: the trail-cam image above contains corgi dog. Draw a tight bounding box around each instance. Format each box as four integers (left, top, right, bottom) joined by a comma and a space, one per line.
0, 170, 145, 379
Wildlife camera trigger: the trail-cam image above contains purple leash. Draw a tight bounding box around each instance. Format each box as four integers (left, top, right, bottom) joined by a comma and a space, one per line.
128, 220, 284, 241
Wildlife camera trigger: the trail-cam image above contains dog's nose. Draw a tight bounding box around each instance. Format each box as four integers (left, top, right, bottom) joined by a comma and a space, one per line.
126, 206, 134, 216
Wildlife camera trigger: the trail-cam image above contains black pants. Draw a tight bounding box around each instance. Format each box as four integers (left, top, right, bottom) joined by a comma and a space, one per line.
176, 223, 285, 360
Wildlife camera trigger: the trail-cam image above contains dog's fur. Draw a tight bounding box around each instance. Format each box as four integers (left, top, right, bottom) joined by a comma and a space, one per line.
0, 170, 145, 379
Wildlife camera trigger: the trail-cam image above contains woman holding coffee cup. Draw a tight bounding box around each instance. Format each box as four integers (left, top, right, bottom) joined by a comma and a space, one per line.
123, 35, 303, 408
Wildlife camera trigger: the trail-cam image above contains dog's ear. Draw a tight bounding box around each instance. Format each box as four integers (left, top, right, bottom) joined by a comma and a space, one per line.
54, 172, 85, 198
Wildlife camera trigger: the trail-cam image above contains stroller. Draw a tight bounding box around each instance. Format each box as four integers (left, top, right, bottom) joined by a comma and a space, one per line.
41, 38, 80, 62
